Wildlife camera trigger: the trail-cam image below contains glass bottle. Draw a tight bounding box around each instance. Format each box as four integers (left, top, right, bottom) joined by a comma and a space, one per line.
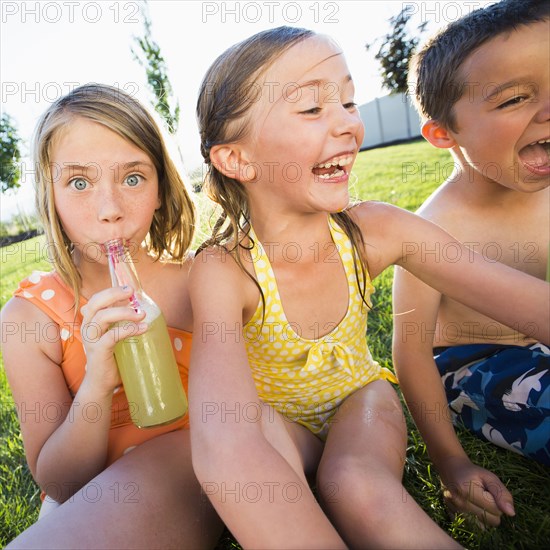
103, 238, 188, 428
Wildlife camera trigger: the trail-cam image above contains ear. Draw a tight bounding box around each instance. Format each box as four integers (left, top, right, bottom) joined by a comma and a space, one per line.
209, 144, 257, 184
421, 120, 456, 149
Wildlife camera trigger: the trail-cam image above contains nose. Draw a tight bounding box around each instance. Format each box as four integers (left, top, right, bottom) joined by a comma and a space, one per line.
97, 185, 124, 223
534, 96, 550, 124
331, 104, 365, 143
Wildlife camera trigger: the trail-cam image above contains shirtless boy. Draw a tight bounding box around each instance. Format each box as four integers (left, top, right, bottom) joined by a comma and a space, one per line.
393, 0, 549, 526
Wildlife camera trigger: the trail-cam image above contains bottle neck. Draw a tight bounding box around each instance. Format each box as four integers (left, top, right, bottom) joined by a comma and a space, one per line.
103, 239, 144, 312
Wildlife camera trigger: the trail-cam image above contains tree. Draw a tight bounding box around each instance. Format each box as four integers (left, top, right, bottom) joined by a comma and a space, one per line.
366, 8, 427, 94
131, 0, 180, 134
0, 112, 22, 193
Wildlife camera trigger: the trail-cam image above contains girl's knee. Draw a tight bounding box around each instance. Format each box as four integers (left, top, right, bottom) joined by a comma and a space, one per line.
317, 456, 405, 513
340, 381, 407, 440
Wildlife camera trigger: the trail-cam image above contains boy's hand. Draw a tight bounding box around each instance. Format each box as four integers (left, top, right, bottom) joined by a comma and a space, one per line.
80, 286, 146, 396
439, 456, 515, 528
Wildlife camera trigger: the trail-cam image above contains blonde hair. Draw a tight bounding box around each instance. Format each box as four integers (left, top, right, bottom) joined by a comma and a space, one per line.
33, 83, 195, 308
197, 27, 370, 307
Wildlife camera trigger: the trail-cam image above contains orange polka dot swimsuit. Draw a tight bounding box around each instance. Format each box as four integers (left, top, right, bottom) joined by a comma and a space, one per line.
244, 217, 397, 440
14, 271, 190, 466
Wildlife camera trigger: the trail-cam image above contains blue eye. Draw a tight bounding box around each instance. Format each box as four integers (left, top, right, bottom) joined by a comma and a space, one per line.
125, 174, 140, 186
70, 178, 88, 190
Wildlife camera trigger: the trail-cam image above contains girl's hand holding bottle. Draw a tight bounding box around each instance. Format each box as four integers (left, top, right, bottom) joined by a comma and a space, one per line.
79, 285, 147, 397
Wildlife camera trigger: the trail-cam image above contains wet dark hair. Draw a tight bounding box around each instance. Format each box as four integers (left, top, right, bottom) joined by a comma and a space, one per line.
197, 26, 371, 311
410, 0, 550, 131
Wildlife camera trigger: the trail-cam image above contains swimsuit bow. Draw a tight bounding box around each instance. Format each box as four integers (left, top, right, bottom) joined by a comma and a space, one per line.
301, 339, 355, 378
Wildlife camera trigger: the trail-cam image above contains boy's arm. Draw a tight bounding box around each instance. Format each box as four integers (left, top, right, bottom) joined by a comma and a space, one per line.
188, 249, 345, 550
392, 267, 465, 462
392, 268, 515, 524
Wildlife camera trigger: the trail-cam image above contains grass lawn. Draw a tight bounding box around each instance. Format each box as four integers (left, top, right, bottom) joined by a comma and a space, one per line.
1, 139, 549, 548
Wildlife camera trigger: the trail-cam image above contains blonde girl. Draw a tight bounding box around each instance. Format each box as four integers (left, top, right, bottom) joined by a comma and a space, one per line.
189, 27, 549, 549
2, 84, 221, 548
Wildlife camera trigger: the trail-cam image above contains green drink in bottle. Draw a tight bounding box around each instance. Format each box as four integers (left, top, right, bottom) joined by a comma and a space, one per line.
103, 238, 188, 428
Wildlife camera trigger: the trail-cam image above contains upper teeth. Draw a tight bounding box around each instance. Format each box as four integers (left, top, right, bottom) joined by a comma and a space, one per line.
315, 155, 353, 168
531, 138, 550, 145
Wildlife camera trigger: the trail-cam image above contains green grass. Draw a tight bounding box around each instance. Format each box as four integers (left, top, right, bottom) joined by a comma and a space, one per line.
1, 140, 549, 548
1, 236, 50, 542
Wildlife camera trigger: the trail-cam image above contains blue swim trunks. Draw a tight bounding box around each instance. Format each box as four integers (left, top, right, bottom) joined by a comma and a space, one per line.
434, 342, 550, 465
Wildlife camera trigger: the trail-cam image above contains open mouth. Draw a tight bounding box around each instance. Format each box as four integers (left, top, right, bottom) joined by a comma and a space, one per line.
518, 137, 550, 172
312, 154, 354, 180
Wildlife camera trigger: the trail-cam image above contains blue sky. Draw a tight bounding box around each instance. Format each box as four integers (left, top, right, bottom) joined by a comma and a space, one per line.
0, 0, 491, 220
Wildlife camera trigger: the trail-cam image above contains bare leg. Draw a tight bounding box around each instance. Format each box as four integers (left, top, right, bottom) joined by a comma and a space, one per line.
259, 402, 324, 482
8, 430, 223, 549
317, 380, 462, 549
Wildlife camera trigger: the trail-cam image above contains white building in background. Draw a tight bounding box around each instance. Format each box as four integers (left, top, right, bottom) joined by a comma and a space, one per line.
359, 93, 423, 150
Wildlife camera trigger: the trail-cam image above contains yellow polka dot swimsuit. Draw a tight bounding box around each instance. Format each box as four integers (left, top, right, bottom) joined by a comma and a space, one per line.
244, 217, 397, 440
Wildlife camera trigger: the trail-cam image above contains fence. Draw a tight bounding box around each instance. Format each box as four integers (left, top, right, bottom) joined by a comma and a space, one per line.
359, 93, 422, 150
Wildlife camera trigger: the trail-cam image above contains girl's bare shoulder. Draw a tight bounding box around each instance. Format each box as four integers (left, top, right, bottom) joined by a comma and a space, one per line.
1, 294, 64, 371
347, 201, 418, 278
189, 243, 260, 321
349, 200, 406, 227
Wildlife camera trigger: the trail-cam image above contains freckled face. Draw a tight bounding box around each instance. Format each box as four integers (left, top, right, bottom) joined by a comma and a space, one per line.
51, 117, 160, 260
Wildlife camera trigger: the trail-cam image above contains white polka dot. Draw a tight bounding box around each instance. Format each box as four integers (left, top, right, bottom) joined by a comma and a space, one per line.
342, 252, 353, 262
28, 272, 42, 284
60, 328, 70, 341
174, 337, 183, 351
41, 289, 55, 301
256, 259, 267, 269
22, 291, 33, 298
123, 446, 137, 455
258, 272, 267, 282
